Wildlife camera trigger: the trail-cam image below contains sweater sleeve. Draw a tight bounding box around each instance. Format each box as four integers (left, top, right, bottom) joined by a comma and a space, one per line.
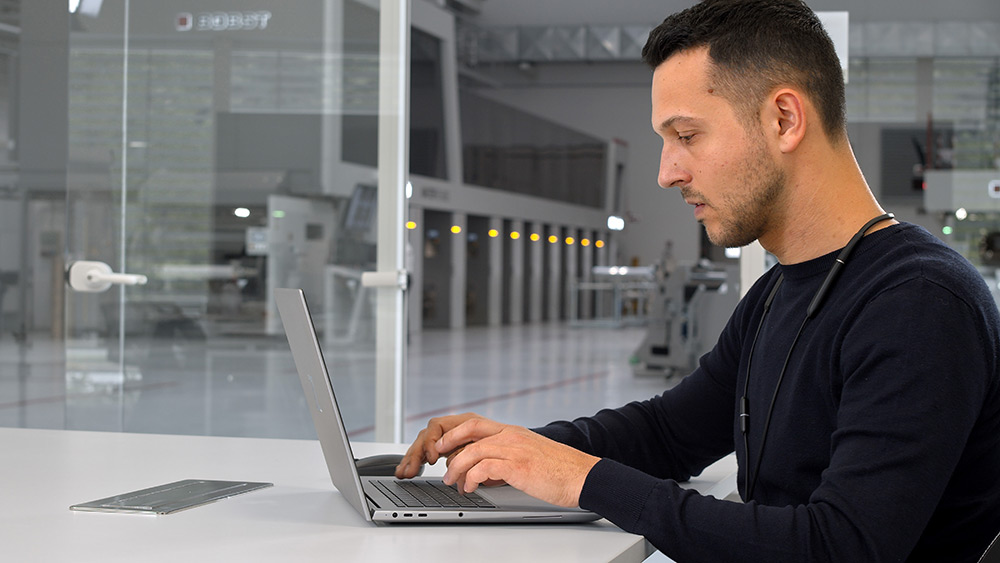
533, 366, 737, 481
532, 271, 760, 479
572, 278, 996, 563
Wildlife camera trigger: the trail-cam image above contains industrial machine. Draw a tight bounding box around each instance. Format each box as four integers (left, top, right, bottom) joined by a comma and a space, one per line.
630, 260, 739, 377
924, 170, 1000, 307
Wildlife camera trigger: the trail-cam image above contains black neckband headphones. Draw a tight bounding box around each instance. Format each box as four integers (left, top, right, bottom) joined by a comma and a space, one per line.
740, 212, 894, 500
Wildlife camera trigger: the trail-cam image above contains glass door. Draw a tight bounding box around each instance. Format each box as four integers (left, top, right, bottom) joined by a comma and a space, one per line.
58, 0, 406, 439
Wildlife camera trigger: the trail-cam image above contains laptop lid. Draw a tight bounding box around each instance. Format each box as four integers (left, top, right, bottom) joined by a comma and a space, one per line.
274, 287, 373, 522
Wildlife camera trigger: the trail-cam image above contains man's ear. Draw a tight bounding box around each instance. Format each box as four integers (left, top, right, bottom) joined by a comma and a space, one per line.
766, 88, 807, 153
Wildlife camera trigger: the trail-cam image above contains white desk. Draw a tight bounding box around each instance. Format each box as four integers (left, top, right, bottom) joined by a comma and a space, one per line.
0, 427, 736, 562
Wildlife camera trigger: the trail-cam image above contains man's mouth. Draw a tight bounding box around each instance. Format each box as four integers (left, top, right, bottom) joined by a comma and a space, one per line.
680, 189, 707, 219
686, 199, 707, 220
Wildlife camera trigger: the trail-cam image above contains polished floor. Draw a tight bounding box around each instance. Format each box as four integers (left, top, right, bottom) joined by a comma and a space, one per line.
404, 323, 677, 439
0, 323, 679, 443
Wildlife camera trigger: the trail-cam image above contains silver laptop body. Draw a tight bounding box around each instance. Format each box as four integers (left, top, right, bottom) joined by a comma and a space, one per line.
274, 288, 599, 524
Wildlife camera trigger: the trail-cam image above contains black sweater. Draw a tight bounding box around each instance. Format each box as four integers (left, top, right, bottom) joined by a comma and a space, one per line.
536, 223, 1000, 562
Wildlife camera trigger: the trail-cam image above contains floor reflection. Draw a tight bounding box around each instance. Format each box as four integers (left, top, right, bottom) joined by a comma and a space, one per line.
0, 324, 677, 443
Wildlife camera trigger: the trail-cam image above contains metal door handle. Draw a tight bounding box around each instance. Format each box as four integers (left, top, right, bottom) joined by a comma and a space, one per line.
67, 260, 149, 293
360, 269, 408, 290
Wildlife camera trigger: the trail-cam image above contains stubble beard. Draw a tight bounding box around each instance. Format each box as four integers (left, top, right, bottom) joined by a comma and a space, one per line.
699, 140, 785, 249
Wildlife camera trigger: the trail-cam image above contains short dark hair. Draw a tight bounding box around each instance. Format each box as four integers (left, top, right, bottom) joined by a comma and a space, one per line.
642, 0, 846, 143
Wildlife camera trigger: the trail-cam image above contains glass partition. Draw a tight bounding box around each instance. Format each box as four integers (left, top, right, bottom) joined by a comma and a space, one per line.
57, 0, 399, 439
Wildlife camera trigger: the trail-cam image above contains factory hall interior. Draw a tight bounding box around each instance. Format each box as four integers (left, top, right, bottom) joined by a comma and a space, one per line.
1, 1, 999, 561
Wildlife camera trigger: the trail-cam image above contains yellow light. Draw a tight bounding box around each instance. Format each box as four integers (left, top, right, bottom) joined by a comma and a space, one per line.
530, 233, 541, 242
488, 229, 499, 238
581, 238, 591, 247
405, 221, 417, 230
595, 240, 605, 248
509, 231, 521, 240
451, 225, 462, 234
548, 235, 559, 244
565, 237, 575, 245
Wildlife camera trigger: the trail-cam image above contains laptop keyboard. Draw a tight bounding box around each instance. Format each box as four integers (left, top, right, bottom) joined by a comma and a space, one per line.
373, 480, 496, 509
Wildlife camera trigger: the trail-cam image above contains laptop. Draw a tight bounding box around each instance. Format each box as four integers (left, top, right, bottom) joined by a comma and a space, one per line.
274, 287, 599, 524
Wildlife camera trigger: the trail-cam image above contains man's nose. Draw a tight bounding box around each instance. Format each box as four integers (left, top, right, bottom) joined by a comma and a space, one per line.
658, 149, 691, 189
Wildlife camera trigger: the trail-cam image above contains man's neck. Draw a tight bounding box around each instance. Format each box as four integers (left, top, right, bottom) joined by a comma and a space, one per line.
759, 150, 891, 265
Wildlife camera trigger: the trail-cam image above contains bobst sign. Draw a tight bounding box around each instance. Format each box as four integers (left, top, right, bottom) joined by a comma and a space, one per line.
176, 11, 272, 32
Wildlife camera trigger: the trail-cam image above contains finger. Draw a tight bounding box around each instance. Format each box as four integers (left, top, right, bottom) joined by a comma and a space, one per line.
422, 426, 443, 465
402, 422, 446, 474
445, 443, 501, 486
436, 418, 506, 455
396, 455, 424, 479
396, 415, 480, 479
463, 458, 509, 494
440, 443, 476, 487
395, 431, 430, 478
444, 445, 466, 467
423, 414, 479, 463
441, 438, 509, 488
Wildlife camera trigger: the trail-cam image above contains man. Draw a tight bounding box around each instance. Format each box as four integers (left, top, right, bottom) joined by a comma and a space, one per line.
396, 1, 1000, 561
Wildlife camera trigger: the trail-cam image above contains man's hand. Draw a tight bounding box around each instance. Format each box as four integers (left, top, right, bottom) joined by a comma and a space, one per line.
438, 418, 600, 508
394, 412, 483, 479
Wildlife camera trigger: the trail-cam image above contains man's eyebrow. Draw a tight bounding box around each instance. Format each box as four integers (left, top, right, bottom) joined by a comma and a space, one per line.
658, 116, 700, 130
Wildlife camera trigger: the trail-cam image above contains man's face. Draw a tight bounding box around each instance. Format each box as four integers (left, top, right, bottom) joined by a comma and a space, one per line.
651, 48, 786, 249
